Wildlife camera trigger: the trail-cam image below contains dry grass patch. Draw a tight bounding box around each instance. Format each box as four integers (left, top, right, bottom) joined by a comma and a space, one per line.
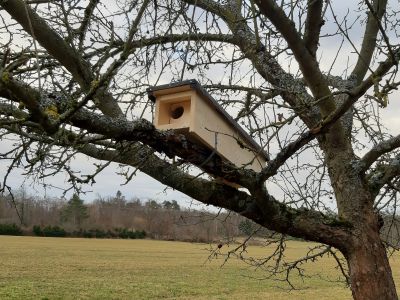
0, 236, 398, 299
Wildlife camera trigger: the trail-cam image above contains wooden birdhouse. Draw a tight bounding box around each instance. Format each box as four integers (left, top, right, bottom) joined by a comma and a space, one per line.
148, 80, 269, 172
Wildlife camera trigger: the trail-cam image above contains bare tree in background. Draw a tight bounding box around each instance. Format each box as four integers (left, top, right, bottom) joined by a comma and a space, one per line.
0, 0, 399, 298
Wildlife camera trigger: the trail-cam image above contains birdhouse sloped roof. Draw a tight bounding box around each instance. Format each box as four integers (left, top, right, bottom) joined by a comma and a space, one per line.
147, 79, 269, 162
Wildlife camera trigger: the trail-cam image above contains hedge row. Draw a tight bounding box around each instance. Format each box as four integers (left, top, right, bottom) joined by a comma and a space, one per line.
33, 225, 146, 239
0, 223, 22, 236
0, 223, 146, 239
33, 225, 66, 237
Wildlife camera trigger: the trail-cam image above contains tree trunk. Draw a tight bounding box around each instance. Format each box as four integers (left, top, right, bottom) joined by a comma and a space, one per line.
323, 146, 398, 299
347, 224, 398, 300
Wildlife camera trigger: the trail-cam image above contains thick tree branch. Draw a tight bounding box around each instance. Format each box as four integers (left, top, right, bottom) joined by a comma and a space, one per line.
303, 0, 324, 57
0, 75, 258, 188
258, 45, 400, 184
47, 141, 355, 250
360, 135, 400, 172
0, 71, 58, 133
320, 47, 400, 135
368, 154, 400, 196
252, 0, 358, 177
349, 47, 400, 98
0, 0, 91, 87
0, 0, 123, 118
253, 0, 334, 116
0, 113, 353, 250
258, 91, 374, 182
184, 0, 320, 128
2, 43, 398, 189
351, 0, 388, 83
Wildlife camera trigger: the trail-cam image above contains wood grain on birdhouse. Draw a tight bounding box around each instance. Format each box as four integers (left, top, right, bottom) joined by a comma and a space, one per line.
148, 80, 268, 172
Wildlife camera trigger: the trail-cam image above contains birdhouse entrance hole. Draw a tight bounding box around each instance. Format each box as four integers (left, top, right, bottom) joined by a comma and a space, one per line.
171, 106, 184, 119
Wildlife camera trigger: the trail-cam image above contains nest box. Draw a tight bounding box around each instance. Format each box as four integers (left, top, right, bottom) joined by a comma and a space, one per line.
148, 80, 269, 172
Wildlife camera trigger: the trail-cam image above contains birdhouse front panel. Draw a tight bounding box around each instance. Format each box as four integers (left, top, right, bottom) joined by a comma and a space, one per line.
154, 90, 193, 130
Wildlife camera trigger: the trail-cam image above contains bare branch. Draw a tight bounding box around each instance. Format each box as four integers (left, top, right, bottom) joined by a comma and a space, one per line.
78, 0, 100, 49
361, 135, 400, 171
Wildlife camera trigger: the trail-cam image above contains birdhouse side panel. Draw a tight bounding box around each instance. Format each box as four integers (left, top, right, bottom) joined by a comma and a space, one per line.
190, 94, 265, 172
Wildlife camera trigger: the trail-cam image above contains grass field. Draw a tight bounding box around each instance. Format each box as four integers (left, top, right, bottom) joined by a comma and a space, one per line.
0, 236, 399, 299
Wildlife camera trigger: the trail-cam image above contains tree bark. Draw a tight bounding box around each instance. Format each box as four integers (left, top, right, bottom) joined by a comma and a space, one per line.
346, 216, 398, 300
324, 144, 397, 298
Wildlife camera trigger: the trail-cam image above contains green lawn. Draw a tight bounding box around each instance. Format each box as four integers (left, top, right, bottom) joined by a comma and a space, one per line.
0, 236, 398, 299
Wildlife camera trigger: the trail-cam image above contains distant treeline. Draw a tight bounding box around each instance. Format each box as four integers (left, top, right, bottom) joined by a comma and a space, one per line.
0, 189, 261, 243
2, 189, 398, 245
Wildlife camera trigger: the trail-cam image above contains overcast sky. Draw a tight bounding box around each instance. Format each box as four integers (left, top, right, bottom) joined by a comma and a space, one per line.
0, 1, 399, 209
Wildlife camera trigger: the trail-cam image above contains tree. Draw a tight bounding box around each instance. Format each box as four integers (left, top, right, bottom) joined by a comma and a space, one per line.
238, 219, 255, 236
145, 200, 161, 210
162, 200, 180, 210
112, 190, 126, 207
0, 0, 399, 298
62, 193, 88, 228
